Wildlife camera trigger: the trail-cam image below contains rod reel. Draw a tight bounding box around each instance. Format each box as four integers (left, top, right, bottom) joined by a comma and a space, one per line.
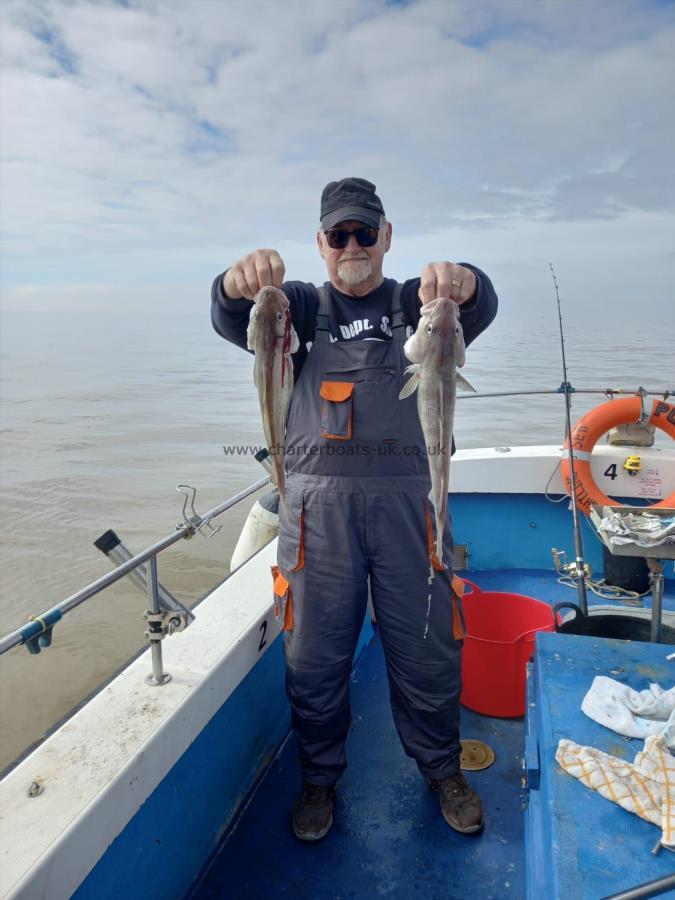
551, 547, 592, 581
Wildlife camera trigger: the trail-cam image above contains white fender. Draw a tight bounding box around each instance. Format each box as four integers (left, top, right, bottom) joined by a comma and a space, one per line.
230, 500, 279, 571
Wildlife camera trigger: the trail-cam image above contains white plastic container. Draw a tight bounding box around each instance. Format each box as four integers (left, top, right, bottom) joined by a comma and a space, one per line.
230, 496, 279, 571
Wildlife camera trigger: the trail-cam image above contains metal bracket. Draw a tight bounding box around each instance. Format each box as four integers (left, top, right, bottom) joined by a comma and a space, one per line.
22, 611, 62, 655
635, 386, 649, 424
452, 545, 468, 570
176, 484, 222, 539
143, 609, 183, 641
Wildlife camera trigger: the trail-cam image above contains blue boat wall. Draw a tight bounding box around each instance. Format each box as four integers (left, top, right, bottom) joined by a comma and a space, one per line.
451, 444, 674, 571
0, 444, 672, 899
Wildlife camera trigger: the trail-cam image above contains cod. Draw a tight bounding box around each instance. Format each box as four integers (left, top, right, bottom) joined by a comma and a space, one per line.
399, 297, 475, 567
247, 286, 299, 519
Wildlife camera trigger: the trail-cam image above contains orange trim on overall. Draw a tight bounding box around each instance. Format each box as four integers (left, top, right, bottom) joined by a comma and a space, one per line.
293, 509, 305, 571
283, 594, 294, 630
425, 498, 445, 571
272, 566, 289, 598
320, 381, 355, 402
561, 397, 675, 515
271, 565, 294, 631
451, 574, 466, 641
320, 381, 354, 440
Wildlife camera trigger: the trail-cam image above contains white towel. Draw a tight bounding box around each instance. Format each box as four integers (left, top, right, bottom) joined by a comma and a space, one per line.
556, 733, 675, 847
581, 676, 675, 744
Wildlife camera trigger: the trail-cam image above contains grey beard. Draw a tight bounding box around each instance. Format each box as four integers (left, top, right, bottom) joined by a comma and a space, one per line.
337, 258, 373, 286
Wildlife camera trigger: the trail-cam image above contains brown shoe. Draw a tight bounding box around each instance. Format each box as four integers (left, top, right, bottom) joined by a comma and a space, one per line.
292, 782, 335, 841
429, 772, 484, 834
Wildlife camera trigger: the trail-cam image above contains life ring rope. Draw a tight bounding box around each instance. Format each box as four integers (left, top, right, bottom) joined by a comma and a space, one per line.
561, 397, 675, 514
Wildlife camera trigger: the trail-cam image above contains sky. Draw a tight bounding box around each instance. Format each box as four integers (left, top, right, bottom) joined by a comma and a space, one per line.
1, 0, 674, 321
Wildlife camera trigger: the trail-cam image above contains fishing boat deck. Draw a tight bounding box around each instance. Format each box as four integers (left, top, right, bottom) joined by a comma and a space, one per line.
471, 567, 674, 618
192, 626, 525, 900
191, 568, 675, 900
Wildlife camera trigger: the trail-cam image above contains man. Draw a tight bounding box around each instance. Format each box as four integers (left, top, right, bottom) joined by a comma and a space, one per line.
211, 178, 498, 842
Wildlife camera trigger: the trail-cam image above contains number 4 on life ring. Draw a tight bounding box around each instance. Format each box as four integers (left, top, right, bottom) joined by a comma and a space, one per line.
561, 397, 675, 515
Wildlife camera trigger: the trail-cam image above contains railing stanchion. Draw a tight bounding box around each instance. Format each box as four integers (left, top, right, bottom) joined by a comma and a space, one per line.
145, 555, 171, 686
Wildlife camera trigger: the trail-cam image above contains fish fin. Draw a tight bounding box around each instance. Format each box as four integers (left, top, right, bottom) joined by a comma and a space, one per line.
398, 363, 422, 400
289, 324, 300, 354
398, 369, 420, 400
456, 372, 477, 393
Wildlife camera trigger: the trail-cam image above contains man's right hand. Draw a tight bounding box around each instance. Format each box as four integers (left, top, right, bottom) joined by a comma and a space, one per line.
222, 249, 286, 300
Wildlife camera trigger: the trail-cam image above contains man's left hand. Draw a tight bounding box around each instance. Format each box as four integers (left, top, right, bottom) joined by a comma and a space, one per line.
419, 262, 476, 306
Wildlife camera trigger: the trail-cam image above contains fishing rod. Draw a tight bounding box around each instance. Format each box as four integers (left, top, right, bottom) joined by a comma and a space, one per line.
550, 263, 588, 614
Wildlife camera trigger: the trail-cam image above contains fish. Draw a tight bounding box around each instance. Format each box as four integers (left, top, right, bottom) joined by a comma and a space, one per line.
399, 297, 476, 567
247, 286, 299, 518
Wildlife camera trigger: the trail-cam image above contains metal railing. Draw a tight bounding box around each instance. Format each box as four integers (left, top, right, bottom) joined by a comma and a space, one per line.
0, 384, 672, 672
457, 387, 672, 400
0, 474, 270, 683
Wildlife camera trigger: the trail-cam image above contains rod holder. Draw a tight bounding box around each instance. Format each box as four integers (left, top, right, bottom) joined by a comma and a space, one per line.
94, 529, 194, 631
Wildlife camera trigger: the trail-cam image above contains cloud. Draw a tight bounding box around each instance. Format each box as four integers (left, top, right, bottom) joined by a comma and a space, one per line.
1, 0, 674, 317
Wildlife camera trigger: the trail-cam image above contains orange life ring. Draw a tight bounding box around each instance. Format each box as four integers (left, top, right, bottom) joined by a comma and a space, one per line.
561, 397, 675, 515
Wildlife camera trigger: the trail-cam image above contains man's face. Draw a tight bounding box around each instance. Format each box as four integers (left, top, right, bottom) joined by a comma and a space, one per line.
316, 218, 392, 297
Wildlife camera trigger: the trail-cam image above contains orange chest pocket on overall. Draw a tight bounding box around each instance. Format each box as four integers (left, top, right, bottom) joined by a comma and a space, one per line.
319, 381, 355, 440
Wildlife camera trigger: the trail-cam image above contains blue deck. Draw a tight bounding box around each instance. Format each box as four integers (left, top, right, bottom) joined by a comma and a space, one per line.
190, 569, 674, 900
192, 627, 525, 900
467, 567, 674, 619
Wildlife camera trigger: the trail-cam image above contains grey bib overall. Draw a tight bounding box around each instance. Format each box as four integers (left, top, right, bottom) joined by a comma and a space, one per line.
275, 282, 465, 786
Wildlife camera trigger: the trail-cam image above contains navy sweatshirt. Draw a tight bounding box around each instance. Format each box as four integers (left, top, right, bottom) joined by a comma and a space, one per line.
211, 266, 498, 381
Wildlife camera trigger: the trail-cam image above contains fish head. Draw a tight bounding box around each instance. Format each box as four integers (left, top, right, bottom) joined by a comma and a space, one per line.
404, 297, 464, 368
247, 286, 291, 352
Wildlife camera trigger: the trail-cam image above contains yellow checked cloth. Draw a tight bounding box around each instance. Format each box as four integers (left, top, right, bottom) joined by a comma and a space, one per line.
556, 735, 675, 847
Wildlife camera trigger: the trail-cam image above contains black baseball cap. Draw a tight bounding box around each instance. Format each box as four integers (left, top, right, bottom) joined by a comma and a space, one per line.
320, 177, 385, 229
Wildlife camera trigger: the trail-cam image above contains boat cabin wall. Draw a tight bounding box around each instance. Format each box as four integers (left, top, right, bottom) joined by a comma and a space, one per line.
451, 492, 605, 573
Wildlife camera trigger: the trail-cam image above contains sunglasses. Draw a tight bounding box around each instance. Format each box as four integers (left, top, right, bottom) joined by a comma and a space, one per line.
324, 226, 379, 249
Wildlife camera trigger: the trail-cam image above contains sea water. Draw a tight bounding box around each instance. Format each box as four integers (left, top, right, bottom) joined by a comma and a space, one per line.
0, 306, 672, 768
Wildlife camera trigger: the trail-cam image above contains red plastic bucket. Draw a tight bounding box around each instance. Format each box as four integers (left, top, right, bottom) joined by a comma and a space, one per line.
459, 579, 556, 717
